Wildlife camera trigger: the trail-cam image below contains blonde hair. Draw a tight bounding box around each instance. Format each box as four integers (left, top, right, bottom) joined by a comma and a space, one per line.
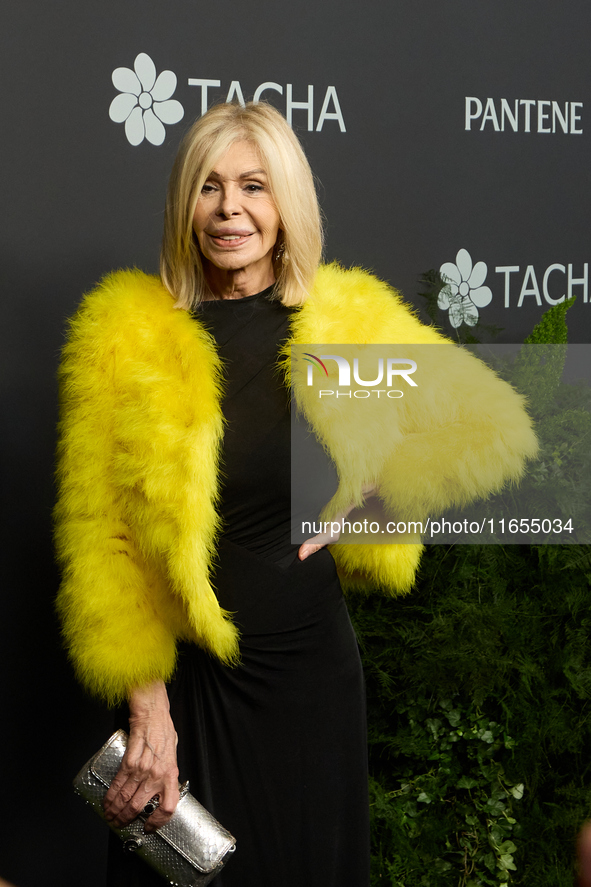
160, 102, 323, 308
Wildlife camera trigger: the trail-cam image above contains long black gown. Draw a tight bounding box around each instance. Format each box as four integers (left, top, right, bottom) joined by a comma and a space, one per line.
107, 287, 370, 887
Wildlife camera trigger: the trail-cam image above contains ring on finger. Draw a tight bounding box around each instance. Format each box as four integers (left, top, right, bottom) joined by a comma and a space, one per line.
142, 795, 160, 817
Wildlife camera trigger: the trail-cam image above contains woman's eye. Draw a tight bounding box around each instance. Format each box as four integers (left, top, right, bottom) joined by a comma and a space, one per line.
245, 183, 264, 193
201, 183, 217, 194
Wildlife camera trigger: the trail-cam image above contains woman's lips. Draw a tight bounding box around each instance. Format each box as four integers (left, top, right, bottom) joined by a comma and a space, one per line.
207, 230, 253, 248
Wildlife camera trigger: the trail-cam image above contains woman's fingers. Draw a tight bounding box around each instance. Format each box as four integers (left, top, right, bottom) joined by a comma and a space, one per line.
298, 485, 377, 561
104, 736, 149, 817
105, 758, 180, 829
110, 782, 156, 828
298, 524, 341, 560
104, 761, 149, 826
298, 541, 322, 560
143, 780, 180, 833
103, 762, 138, 820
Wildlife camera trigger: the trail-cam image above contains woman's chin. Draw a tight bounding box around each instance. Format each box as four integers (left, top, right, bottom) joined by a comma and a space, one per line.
204, 252, 274, 279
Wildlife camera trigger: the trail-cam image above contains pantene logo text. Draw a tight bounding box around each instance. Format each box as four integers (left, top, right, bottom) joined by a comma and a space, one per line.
465, 97, 583, 133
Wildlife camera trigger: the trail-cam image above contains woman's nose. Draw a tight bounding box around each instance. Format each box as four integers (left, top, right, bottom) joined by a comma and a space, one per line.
216, 185, 241, 217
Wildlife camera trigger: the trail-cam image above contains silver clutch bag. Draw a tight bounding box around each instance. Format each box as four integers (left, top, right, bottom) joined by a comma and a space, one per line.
74, 729, 236, 886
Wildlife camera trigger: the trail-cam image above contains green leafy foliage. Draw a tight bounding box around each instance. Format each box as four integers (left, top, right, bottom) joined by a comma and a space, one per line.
350, 288, 591, 885
524, 298, 574, 346
351, 544, 591, 885
508, 296, 575, 415
368, 696, 523, 886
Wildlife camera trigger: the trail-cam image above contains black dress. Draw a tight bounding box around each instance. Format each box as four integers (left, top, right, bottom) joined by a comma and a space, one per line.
107, 288, 370, 887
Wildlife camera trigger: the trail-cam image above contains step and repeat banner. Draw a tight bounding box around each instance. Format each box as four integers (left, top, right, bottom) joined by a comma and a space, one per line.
2, 1, 590, 884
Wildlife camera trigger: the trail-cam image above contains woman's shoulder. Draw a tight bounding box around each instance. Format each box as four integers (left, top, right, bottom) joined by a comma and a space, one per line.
303, 262, 445, 345
60, 269, 214, 378
313, 262, 403, 300
73, 269, 173, 325
63, 269, 190, 354
58, 268, 222, 413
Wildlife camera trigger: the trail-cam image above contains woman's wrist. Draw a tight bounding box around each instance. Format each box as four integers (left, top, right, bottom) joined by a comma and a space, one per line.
128, 680, 172, 726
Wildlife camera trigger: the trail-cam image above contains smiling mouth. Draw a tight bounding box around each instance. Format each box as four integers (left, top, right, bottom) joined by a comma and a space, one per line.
208, 231, 253, 244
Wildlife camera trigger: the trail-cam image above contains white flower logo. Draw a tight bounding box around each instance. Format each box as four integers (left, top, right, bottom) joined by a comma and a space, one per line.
438, 248, 493, 328
109, 53, 184, 146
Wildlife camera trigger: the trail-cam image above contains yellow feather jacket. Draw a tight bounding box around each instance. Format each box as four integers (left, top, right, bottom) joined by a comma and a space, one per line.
54, 263, 538, 704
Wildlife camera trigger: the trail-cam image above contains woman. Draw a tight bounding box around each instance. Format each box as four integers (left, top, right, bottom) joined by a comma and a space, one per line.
55, 102, 538, 886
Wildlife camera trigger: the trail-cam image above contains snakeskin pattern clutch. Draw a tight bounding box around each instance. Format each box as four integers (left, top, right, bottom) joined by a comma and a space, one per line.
74, 730, 236, 886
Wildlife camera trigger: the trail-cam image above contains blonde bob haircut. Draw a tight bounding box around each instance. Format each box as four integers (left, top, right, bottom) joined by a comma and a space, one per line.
160, 102, 324, 309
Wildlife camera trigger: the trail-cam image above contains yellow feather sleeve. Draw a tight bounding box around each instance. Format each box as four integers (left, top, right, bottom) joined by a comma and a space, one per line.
54, 275, 180, 704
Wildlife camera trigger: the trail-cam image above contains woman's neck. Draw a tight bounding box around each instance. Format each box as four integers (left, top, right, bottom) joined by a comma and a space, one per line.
203, 259, 276, 301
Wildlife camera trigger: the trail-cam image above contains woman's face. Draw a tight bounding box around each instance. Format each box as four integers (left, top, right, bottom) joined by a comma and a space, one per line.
192, 140, 281, 281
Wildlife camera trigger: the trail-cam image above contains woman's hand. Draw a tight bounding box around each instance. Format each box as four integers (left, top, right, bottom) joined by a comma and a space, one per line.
298, 520, 342, 560
298, 482, 376, 561
103, 680, 179, 834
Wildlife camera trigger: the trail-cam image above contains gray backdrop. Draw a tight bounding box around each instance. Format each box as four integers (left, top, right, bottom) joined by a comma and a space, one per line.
2, 1, 590, 884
